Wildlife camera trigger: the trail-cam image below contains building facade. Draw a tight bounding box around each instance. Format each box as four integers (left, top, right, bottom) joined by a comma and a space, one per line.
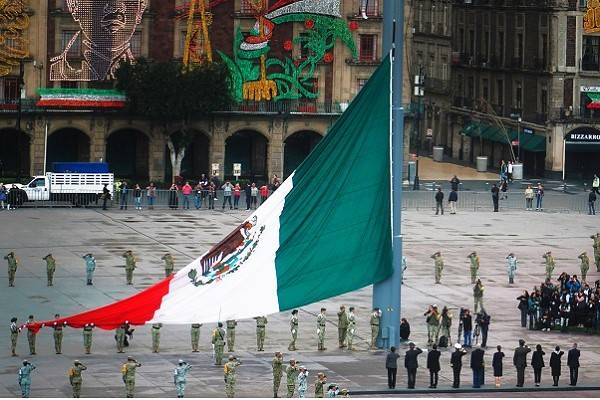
0, 0, 410, 183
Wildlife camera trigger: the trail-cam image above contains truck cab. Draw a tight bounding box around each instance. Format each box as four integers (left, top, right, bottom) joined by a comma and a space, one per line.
24, 176, 51, 201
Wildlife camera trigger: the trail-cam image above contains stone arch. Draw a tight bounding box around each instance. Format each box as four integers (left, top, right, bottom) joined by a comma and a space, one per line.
47, 127, 91, 170
164, 130, 210, 181
106, 128, 150, 180
225, 130, 269, 183
0, 128, 30, 177
283, 130, 323, 177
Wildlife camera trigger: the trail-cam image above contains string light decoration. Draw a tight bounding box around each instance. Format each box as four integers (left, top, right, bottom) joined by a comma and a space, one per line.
36, 88, 126, 109
176, 0, 214, 68
50, 0, 147, 81
0, 0, 29, 76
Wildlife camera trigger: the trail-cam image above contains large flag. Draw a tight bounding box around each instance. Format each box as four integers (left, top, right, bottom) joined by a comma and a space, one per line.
32, 57, 393, 331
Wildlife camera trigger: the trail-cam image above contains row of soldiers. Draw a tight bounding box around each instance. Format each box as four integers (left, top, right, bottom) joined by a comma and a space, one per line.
9, 307, 384, 359
4, 250, 176, 287
429, 234, 600, 286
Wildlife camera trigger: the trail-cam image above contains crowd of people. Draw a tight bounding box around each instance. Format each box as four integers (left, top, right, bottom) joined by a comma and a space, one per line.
109, 174, 281, 211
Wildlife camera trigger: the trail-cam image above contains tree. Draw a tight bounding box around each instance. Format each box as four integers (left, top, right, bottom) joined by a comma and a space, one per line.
115, 60, 233, 181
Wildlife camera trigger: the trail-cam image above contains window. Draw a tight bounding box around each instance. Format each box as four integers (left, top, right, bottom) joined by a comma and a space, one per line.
541, 34, 548, 67
540, 87, 548, 114
496, 79, 504, 109
458, 28, 464, 52
482, 78, 489, 101
582, 36, 600, 71
497, 31, 504, 65
357, 78, 368, 93
362, 0, 380, 16
359, 34, 377, 62
240, 0, 268, 14
31, 178, 45, 188
468, 29, 475, 56
515, 82, 522, 109
0, 77, 19, 103
131, 31, 142, 57
180, 30, 206, 58
482, 31, 489, 62
61, 30, 81, 58
467, 76, 474, 99
516, 33, 523, 64
441, 60, 448, 80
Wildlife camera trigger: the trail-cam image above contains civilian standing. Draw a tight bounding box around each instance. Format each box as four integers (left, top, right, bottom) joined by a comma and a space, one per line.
491, 184, 500, 212
181, 182, 193, 209
259, 184, 269, 204
450, 175, 460, 191
516, 291, 529, 328
567, 343, 580, 386
385, 347, 400, 389
531, 344, 545, 387
435, 187, 444, 215
448, 189, 458, 214
400, 318, 410, 342
426, 344, 441, 388
404, 342, 423, 389
168, 183, 178, 209
450, 343, 467, 388
244, 184, 252, 210
146, 183, 156, 210
550, 346, 564, 386
119, 181, 128, 210
589, 190, 596, 215
194, 182, 203, 209
133, 184, 142, 210
207, 182, 216, 210
102, 184, 110, 210
492, 345, 504, 387
250, 183, 259, 209
470, 346, 485, 388
233, 183, 241, 209
535, 183, 544, 211
525, 185, 534, 210
461, 309, 473, 348
222, 182, 233, 210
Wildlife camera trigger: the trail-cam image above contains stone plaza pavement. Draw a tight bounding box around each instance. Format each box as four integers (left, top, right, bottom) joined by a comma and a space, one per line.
0, 207, 599, 397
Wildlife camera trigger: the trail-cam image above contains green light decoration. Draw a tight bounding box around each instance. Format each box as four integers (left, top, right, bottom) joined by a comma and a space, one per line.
218, 14, 357, 102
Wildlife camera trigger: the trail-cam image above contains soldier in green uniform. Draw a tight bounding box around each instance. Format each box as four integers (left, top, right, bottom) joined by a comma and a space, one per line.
468, 252, 480, 284
83, 323, 94, 354
51, 314, 66, 354
116, 323, 127, 353
317, 308, 327, 351
288, 310, 299, 351
161, 253, 174, 277
579, 252, 590, 282
286, 359, 299, 398
121, 356, 141, 398
211, 322, 226, 366
226, 320, 237, 352
18, 360, 36, 398
25, 315, 36, 355
424, 305, 440, 346
122, 250, 136, 285
591, 233, 600, 271
174, 359, 192, 398
42, 254, 56, 286
431, 251, 444, 284
151, 323, 162, 353
254, 316, 267, 351
5, 251, 18, 287
337, 306, 348, 348
314, 372, 327, 398
83, 254, 96, 285
190, 323, 201, 352
272, 352, 283, 397
10, 317, 20, 356
224, 355, 241, 398
68, 360, 87, 398
370, 308, 381, 349
543, 251, 555, 280
473, 279, 485, 313
346, 307, 356, 351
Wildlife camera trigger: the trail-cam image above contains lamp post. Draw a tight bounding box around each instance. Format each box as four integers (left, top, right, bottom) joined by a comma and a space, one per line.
15, 59, 24, 181
413, 65, 425, 190
517, 116, 522, 162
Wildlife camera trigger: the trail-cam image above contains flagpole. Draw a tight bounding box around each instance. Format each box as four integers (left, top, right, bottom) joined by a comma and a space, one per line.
373, 0, 404, 349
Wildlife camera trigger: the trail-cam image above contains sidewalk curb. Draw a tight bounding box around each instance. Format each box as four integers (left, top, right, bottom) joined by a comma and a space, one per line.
350, 385, 600, 395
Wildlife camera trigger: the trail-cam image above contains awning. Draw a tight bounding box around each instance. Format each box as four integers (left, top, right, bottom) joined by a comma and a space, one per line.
461, 122, 546, 152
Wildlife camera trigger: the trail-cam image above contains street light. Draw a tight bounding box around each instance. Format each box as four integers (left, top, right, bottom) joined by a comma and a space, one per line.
413, 65, 425, 190
15, 59, 24, 181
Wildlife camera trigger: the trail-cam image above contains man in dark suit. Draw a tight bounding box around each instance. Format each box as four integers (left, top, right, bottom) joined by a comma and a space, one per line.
427, 344, 441, 388
471, 347, 485, 388
450, 343, 467, 388
513, 339, 531, 387
404, 342, 423, 389
567, 343, 580, 386
385, 346, 400, 389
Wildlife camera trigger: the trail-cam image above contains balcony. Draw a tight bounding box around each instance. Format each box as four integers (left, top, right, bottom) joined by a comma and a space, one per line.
0, 98, 38, 113
220, 100, 345, 115
550, 106, 600, 121
425, 77, 451, 94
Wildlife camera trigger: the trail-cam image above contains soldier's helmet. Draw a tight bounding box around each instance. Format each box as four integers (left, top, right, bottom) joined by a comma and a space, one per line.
22, 360, 28, 365
228, 355, 235, 360
127, 356, 135, 361
11, 317, 17, 322
74, 360, 81, 365
178, 359, 184, 365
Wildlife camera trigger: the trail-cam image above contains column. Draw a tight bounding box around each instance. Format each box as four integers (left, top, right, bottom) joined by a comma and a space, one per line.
268, 117, 284, 179
148, 130, 166, 182
30, 117, 46, 175
210, 118, 226, 179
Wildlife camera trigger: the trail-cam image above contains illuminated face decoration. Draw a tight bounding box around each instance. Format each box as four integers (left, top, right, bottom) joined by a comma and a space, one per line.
50, 0, 146, 81
67, 0, 146, 51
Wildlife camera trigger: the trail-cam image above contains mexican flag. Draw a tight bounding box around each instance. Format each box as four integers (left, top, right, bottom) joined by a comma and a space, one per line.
32, 57, 392, 331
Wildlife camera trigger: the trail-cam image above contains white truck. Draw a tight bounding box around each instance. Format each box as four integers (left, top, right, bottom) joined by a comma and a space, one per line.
14, 172, 114, 205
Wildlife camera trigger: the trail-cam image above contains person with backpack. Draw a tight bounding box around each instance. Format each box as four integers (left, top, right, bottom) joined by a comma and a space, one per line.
122, 356, 142, 398
68, 360, 87, 398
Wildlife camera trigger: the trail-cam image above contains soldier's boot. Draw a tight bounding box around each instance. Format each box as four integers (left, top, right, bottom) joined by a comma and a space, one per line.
87, 279, 93, 285
509, 277, 514, 284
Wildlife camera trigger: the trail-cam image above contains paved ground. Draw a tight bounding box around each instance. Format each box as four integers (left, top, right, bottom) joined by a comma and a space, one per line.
1, 207, 600, 397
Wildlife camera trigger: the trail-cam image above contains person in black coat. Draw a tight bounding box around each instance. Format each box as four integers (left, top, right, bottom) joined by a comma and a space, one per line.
492, 345, 505, 387
531, 344, 545, 387
435, 187, 444, 215
400, 318, 411, 342
491, 183, 500, 212
470, 347, 485, 388
567, 343, 580, 386
404, 342, 423, 389
450, 343, 467, 388
513, 339, 531, 387
385, 346, 400, 389
427, 344, 441, 388
550, 346, 564, 386
244, 184, 252, 210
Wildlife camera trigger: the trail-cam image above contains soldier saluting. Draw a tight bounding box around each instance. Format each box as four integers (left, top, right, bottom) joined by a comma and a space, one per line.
42, 254, 56, 286
121, 356, 142, 398
68, 360, 87, 398
122, 250, 137, 285
5, 251, 18, 287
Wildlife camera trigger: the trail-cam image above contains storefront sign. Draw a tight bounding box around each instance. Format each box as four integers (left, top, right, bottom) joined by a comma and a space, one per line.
581, 86, 600, 93
523, 127, 534, 135
233, 163, 242, 177
565, 127, 600, 142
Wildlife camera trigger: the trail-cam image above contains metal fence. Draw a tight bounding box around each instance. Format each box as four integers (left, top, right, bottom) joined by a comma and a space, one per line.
3, 188, 595, 214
